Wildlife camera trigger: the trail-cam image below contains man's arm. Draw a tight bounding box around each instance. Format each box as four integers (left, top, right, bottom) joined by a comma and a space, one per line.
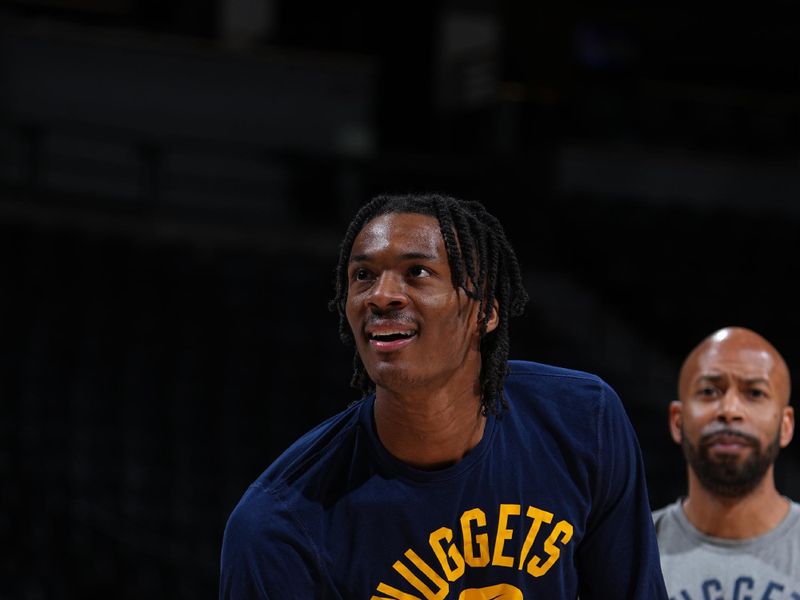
576, 382, 668, 599
219, 485, 319, 600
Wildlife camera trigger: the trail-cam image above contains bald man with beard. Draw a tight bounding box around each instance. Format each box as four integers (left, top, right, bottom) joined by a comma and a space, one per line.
653, 326, 800, 598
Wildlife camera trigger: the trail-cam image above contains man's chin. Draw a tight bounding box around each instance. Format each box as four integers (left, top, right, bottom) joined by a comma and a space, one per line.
369, 364, 421, 390
694, 459, 770, 498
706, 452, 748, 466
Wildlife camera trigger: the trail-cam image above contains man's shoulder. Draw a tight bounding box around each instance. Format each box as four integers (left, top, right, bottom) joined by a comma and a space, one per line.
505, 359, 613, 406
507, 359, 604, 383
651, 500, 682, 535
224, 400, 367, 540
238, 399, 366, 502
508, 359, 598, 379
503, 360, 626, 445
651, 504, 670, 521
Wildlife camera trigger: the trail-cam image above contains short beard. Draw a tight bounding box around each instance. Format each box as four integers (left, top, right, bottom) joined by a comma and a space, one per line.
682, 425, 780, 498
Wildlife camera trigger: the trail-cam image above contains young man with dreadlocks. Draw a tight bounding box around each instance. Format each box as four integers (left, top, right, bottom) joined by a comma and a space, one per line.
220, 193, 667, 599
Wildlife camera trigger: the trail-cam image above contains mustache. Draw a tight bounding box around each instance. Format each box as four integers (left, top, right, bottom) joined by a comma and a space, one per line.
362, 310, 417, 331
699, 427, 759, 447
364, 311, 416, 328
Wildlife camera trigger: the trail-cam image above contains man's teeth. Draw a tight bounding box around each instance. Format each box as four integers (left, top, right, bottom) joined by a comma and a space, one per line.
371, 331, 415, 339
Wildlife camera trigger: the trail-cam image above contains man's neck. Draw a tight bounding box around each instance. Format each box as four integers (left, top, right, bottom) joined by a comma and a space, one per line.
682, 470, 789, 539
373, 384, 486, 470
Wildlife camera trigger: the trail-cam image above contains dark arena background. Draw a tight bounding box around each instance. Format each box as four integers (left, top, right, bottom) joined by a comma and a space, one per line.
1, 2, 799, 598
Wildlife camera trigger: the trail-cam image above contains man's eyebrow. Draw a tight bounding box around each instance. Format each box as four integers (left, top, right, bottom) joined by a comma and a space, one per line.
742, 377, 770, 386
697, 375, 724, 383
349, 252, 438, 263
697, 374, 770, 386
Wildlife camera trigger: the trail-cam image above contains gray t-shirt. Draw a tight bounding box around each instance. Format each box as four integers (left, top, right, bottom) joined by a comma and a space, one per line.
652, 499, 800, 600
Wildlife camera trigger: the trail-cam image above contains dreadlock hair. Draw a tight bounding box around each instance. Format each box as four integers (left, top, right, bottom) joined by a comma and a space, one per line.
328, 192, 529, 415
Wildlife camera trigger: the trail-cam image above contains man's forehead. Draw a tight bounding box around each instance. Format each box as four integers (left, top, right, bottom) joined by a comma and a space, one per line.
693, 345, 776, 380
353, 213, 444, 251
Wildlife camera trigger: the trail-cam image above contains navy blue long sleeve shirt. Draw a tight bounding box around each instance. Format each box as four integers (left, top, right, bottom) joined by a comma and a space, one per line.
220, 360, 668, 599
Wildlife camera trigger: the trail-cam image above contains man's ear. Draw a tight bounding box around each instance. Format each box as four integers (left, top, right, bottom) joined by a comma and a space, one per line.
482, 299, 500, 334
780, 405, 794, 448
668, 401, 683, 445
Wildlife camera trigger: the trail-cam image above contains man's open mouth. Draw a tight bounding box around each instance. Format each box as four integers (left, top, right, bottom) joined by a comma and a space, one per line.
366, 328, 418, 350
368, 330, 417, 342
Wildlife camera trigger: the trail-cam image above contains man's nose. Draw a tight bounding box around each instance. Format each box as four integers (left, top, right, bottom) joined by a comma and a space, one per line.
716, 389, 745, 423
366, 272, 408, 311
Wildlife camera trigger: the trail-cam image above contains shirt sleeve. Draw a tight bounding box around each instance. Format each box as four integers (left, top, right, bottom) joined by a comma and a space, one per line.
576, 381, 669, 599
219, 484, 320, 600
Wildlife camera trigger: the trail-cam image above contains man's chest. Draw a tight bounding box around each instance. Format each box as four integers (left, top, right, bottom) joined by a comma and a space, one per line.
318, 468, 591, 599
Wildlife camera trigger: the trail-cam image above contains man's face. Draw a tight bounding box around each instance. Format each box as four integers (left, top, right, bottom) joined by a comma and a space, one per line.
670, 329, 794, 497
680, 418, 781, 498
344, 212, 493, 395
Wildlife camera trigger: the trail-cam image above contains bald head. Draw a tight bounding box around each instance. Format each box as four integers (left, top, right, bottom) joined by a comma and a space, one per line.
678, 326, 791, 406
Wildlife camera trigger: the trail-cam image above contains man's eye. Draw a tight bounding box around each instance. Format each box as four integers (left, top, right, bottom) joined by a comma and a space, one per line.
748, 389, 766, 399
699, 386, 718, 397
352, 268, 371, 281
409, 265, 431, 278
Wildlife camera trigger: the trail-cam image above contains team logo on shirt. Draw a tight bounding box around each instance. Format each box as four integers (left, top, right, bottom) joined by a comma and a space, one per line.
669, 576, 800, 600
370, 503, 574, 599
